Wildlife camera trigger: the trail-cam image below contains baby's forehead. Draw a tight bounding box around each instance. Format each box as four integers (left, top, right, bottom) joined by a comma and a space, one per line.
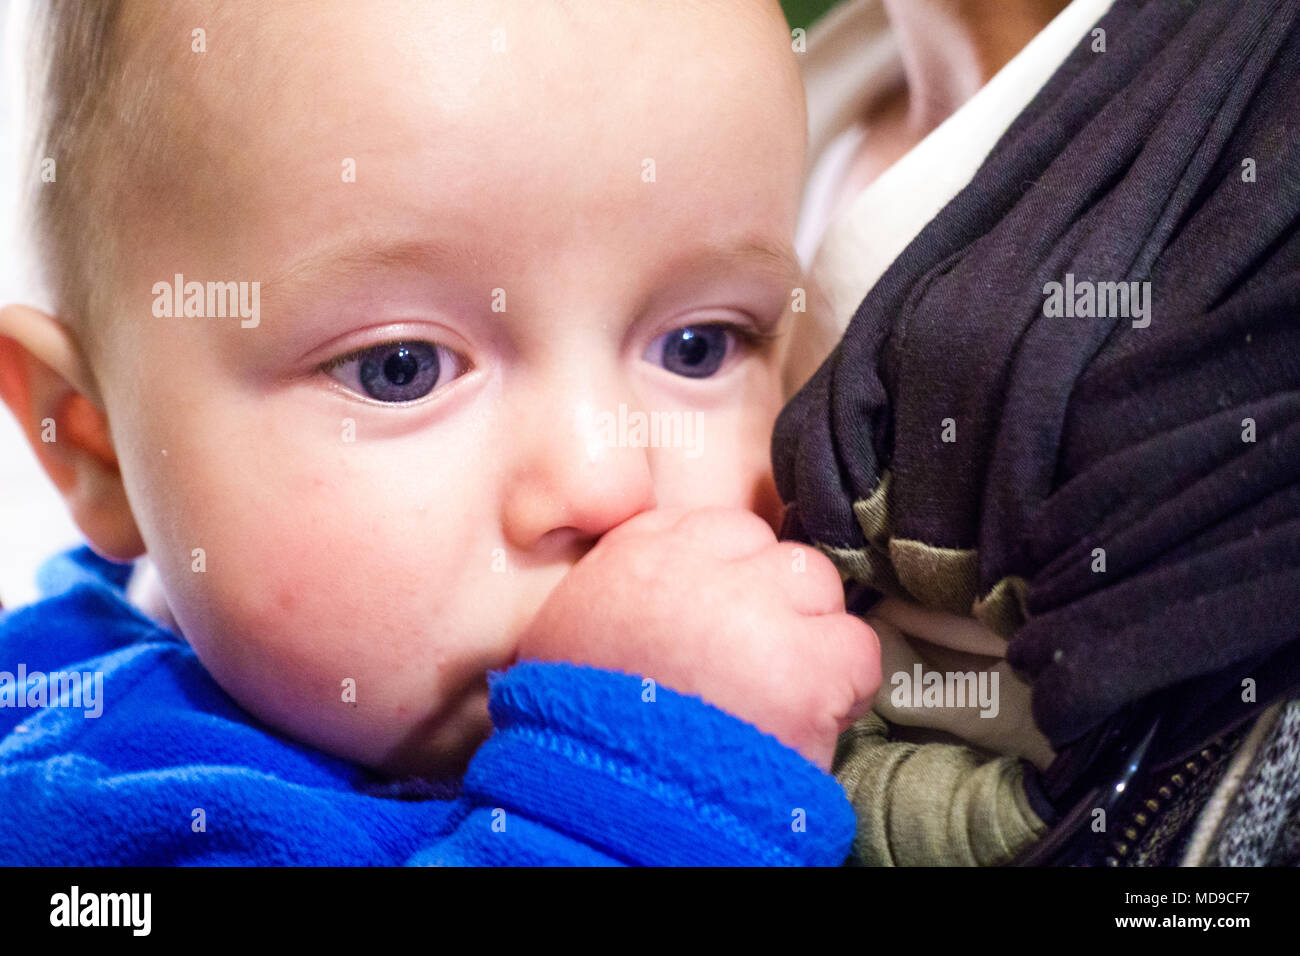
119, 4, 803, 223
135, 0, 802, 144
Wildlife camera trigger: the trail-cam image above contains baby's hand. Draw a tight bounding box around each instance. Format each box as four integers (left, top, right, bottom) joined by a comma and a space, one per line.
516, 508, 881, 769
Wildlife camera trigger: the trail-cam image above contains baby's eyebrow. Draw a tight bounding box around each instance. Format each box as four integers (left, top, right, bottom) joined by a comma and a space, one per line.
258, 235, 802, 312
261, 236, 482, 300
698, 239, 803, 285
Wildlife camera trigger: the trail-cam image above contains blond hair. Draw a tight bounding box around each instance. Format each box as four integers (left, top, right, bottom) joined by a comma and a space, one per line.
20, 0, 179, 345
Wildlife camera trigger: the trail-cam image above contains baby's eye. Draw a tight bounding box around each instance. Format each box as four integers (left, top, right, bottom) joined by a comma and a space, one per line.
645, 324, 735, 379
322, 341, 467, 403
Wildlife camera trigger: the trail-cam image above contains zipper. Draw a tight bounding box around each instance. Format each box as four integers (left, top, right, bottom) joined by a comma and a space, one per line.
1103, 730, 1243, 866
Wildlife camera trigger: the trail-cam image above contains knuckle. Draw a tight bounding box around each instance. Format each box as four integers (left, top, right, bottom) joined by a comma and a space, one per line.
806, 555, 847, 606
801, 545, 844, 581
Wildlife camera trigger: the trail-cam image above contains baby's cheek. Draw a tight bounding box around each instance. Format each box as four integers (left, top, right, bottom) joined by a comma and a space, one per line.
124, 399, 516, 768
650, 407, 778, 516
143, 476, 470, 762
171, 550, 462, 767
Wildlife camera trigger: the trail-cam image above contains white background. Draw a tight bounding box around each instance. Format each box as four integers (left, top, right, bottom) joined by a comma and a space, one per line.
1, 0, 86, 609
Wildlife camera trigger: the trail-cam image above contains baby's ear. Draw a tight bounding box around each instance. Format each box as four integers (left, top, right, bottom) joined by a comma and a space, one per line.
0, 303, 145, 561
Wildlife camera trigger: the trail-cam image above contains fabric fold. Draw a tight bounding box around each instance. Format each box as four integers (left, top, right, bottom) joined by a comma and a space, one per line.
775, 0, 1300, 749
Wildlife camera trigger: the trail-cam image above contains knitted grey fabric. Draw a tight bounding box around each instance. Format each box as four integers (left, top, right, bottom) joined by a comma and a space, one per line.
1205, 696, 1300, 866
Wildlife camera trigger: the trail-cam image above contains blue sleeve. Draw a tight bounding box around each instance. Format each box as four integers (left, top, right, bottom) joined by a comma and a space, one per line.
418, 661, 857, 866
0, 652, 853, 866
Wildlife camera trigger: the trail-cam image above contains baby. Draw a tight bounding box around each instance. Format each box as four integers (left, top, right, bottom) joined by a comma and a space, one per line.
0, 0, 878, 864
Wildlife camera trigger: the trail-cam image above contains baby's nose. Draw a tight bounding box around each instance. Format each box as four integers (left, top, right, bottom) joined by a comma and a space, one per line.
500, 400, 658, 554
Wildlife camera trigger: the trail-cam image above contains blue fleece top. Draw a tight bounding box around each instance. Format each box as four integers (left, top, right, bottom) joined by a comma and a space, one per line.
0, 547, 854, 865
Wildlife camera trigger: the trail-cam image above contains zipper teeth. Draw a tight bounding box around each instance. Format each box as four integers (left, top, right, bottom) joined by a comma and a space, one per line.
1103, 732, 1240, 867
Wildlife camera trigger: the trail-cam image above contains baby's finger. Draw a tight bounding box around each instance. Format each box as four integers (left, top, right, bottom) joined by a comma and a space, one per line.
596, 507, 692, 545
836, 614, 883, 724
755, 542, 847, 616
669, 507, 777, 561
800, 612, 882, 725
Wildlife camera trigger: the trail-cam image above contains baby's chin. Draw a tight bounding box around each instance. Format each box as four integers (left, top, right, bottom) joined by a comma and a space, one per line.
172, 613, 499, 780
369, 681, 496, 780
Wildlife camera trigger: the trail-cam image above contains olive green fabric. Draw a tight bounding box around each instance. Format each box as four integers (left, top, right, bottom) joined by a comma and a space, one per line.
833, 711, 1048, 866
826, 470, 1030, 636
825, 470, 1049, 863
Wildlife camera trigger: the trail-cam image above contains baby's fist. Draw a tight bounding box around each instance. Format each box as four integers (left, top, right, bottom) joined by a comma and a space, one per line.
517, 508, 881, 769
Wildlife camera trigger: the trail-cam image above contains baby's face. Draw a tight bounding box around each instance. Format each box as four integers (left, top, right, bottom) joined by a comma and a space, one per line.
94, 0, 806, 774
